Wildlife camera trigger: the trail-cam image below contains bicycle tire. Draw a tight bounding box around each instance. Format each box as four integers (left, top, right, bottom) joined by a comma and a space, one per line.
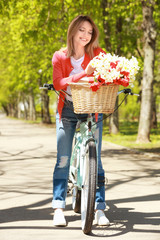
81, 140, 97, 234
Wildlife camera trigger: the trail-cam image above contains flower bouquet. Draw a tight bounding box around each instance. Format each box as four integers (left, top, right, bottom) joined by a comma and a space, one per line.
69, 53, 139, 114
89, 52, 139, 92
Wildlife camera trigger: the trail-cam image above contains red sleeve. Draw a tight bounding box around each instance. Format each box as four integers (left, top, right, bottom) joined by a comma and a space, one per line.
52, 51, 87, 91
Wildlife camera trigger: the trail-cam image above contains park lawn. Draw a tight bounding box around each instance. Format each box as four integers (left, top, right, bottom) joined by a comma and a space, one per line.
103, 121, 160, 153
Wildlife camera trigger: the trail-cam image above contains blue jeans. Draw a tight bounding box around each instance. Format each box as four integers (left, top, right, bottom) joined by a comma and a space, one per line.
52, 103, 106, 210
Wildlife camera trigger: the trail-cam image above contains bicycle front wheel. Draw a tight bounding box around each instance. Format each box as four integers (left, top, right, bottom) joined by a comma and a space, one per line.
81, 140, 97, 234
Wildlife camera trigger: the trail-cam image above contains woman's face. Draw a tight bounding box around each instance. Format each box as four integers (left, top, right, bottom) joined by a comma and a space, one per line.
73, 21, 93, 48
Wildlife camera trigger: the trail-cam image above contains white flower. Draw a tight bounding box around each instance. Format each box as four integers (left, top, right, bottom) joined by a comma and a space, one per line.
90, 53, 139, 87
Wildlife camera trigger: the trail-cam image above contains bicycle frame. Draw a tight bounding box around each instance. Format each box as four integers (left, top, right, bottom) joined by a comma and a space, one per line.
40, 84, 139, 190
40, 83, 139, 234
40, 83, 139, 184
69, 114, 98, 190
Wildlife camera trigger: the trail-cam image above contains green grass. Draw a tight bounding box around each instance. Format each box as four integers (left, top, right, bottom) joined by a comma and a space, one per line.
103, 121, 160, 153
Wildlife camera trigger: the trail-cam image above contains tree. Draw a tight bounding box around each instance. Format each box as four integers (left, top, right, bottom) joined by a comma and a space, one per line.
137, 0, 157, 142
0, 0, 159, 132
101, 0, 142, 134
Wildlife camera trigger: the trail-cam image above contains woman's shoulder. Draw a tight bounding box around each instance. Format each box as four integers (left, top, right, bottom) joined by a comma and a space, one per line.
54, 47, 67, 57
52, 47, 68, 63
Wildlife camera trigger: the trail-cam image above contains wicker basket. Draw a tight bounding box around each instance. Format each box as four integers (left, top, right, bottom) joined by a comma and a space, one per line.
69, 83, 119, 114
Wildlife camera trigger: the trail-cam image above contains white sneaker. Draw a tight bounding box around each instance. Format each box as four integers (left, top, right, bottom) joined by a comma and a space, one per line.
53, 209, 67, 226
95, 210, 110, 226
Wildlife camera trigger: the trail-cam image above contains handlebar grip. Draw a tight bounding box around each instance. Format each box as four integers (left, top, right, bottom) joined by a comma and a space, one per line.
123, 88, 132, 94
118, 88, 139, 96
43, 84, 55, 90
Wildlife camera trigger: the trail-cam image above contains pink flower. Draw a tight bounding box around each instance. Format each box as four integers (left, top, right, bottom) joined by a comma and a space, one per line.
110, 60, 119, 69
121, 79, 129, 87
118, 78, 129, 87
120, 71, 130, 78
97, 76, 105, 84
89, 82, 101, 92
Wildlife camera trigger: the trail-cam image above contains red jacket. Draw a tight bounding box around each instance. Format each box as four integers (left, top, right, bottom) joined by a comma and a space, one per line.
52, 47, 105, 117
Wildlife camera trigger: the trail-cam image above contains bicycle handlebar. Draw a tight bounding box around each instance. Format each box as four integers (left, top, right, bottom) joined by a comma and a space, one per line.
40, 84, 55, 91
40, 83, 139, 96
117, 88, 140, 96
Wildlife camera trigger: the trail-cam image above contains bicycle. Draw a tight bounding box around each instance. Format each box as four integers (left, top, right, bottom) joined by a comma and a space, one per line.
40, 83, 139, 234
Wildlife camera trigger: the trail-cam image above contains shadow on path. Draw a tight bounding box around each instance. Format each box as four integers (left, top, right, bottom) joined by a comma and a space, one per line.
0, 193, 160, 237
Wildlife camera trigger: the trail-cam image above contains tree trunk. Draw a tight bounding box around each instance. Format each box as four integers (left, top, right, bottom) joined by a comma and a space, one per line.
101, 0, 119, 134
2, 104, 9, 116
101, 0, 111, 52
41, 89, 51, 124
137, 0, 156, 142
109, 16, 123, 134
29, 90, 36, 121
8, 101, 17, 118
109, 98, 119, 134
110, 16, 123, 134
17, 92, 21, 119
151, 94, 157, 129
22, 94, 28, 120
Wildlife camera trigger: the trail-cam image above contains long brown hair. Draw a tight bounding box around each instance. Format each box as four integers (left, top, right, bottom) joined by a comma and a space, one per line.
67, 15, 99, 58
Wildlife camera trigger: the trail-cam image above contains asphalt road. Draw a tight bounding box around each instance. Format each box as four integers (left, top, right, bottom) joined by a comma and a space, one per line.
0, 114, 160, 240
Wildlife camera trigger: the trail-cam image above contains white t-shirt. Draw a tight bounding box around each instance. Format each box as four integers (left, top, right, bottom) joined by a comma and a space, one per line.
66, 55, 84, 101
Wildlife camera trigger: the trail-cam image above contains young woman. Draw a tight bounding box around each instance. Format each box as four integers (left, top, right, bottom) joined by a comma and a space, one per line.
52, 15, 110, 227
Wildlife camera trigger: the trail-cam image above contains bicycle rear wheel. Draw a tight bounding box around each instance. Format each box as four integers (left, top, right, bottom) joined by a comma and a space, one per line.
81, 140, 97, 234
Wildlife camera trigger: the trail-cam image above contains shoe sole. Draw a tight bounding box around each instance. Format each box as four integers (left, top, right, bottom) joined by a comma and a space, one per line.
53, 222, 67, 227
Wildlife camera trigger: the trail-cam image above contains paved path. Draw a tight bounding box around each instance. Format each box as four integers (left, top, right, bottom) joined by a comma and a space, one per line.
0, 114, 160, 240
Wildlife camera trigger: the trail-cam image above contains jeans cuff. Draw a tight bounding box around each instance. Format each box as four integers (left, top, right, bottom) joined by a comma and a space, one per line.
95, 202, 106, 210
52, 200, 66, 209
